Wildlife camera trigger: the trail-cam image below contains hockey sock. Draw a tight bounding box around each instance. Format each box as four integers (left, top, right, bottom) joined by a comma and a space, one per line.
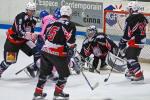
33, 52, 41, 70
35, 76, 47, 94
54, 77, 67, 94
0, 60, 11, 73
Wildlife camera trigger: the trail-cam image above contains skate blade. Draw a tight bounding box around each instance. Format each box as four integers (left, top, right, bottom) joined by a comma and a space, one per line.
131, 80, 145, 84
53, 97, 69, 100
32, 97, 47, 100
125, 76, 134, 80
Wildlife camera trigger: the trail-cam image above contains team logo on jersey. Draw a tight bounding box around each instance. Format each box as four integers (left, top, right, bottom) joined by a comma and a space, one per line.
62, 26, 72, 41
6, 52, 17, 63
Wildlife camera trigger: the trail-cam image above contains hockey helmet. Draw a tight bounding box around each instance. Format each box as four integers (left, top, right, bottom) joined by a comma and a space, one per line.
60, 6, 72, 16
86, 25, 97, 38
53, 8, 61, 19
126, 1, 139, 12
39, 10, 49, 19
26, 1, 36, 11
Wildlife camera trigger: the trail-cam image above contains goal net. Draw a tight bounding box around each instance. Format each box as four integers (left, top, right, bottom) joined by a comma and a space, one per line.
103, 10, 150, 63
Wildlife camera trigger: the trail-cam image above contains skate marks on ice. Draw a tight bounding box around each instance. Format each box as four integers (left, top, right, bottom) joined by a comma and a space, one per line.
0, 77, 57, 87
33, 98, 48, 100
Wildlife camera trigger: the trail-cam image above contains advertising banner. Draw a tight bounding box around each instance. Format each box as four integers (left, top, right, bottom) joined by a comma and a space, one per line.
35, 0, 103, 29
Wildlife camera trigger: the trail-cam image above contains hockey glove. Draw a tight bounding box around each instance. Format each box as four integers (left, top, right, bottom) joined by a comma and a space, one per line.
35, 35, 45, 51
112, 47, 119, 56
67, 44, 77, 58
119, 38, 127, 50
23, 32, 38, 42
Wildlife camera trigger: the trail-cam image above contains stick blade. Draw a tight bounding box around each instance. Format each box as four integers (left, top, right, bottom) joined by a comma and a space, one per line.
92, 82, 99, 90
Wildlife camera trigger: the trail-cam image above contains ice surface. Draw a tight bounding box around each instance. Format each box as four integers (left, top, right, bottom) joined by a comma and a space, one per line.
0, 29, 150, 100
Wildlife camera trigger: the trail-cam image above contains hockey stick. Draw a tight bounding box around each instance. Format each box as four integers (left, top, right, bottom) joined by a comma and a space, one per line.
74, 49, 99, 90
104, 49, 120, 82
81, 70, 99, 90
15, 63, 34, 75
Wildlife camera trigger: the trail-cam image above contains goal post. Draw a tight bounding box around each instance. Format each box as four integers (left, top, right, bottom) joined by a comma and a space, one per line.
103, 10, 150, 63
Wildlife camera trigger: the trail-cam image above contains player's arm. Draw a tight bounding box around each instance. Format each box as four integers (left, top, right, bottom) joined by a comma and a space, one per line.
14, 14, 37, 41
119, 20, 131, 49
31, 16, 37, 33
13, 14, 26, 37
65, 24, 76, 48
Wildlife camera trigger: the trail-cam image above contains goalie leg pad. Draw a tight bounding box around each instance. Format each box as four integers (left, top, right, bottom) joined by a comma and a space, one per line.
106, 52, 127, 72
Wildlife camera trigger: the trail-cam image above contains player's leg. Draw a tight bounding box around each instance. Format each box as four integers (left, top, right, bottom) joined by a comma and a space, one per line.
33, 36, 45, 70
99, 57, 107, 70
50, 55, 70, 100
21, 41, 39, 77
0, 39, 19, 77
125, 47, 144, 81
69, 58, 80, 74
33, 51, 53, 99
89, 56, 99, 72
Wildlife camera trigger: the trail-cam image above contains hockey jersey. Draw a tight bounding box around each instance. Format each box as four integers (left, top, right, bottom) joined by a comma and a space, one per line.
40, 15, 57, 38
42, 18, 76, 57
80, 33, 117, 59
7, 12, 37, 44
121, 12, 148, 48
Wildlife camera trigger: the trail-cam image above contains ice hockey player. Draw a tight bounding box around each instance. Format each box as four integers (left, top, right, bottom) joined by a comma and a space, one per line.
25, 8, 61, 78
118, 1, 148, 82
0, 2, 38, 78
33, 5, 76, 100
76, 25, 118, 73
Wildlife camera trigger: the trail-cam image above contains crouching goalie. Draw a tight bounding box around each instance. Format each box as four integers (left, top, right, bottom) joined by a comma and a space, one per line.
73, 25, 126, 73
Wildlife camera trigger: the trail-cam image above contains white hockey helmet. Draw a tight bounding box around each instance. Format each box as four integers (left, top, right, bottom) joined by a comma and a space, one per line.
60, 6, 72, 16
126, 1, 139, 11
26, 1, 36, 11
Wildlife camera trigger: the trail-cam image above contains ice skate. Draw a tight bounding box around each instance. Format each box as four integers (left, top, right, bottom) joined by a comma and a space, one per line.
32, 92, 47, 100
0, 68, 3, 78
100, 62, 108, 70
0, 67, 5, 78
125, 70, 135, 80
131, 71, 144, 84
89, 67, 94, 73
53, 92, 69, 100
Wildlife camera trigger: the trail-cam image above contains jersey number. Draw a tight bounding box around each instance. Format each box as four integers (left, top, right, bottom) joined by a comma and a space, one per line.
47, 26, 59, 41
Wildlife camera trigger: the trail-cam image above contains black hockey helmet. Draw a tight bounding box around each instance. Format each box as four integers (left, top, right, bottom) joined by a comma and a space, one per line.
86, 25, 98, 38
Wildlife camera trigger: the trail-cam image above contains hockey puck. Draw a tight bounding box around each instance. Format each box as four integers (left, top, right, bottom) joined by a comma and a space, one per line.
104, 78, 108, 82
